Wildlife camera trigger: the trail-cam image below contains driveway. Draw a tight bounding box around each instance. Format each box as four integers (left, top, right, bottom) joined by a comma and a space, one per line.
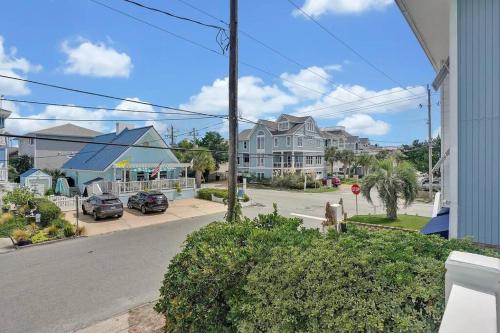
64, 198, 227, 236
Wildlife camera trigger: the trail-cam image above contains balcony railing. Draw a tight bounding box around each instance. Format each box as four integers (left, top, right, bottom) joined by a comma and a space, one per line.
0, 168, 7, 182
107, 178, 195, 195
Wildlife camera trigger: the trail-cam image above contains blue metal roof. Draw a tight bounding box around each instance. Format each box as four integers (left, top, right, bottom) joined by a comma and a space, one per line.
20, 168, 42, 178
62, 126, 152, 171
421, 207, 449, 239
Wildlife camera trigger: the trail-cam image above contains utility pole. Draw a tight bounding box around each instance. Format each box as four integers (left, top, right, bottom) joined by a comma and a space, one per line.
170, 124, 175, 146
227, 0, 238, 222
427, 84, 433, 202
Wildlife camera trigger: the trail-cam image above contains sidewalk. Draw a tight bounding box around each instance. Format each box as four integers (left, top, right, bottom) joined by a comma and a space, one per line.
76, 302, 164, 333
65, 198, 226, 236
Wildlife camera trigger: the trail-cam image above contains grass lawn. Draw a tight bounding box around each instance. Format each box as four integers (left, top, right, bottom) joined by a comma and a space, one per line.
347, 214, 430, 230
304, 187, 339, 193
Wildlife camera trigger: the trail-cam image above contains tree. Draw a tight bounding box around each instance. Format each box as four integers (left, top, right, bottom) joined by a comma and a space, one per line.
401, 137, 441, 173
174, 139, 194, 163
197, 131, 229, 170
188, 148, 216, 188
42, 169, 66, 189
336, 150, 355, 178
361, 158, 418, 220
356, 153, 375, 177
9, 155, 33, 182
324, 147, 338, 175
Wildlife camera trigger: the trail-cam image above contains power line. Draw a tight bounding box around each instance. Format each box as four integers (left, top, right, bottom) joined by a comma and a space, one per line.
286, 0, 417, 96
8, 116, 214, 122
121, 0, 229, 53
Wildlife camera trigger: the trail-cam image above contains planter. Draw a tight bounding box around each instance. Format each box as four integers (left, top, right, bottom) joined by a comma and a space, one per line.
2, 207, 9, 213
15, 239, 32, 246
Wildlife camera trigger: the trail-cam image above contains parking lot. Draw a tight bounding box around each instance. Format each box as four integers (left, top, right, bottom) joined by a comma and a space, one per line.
64, 198, 227, 236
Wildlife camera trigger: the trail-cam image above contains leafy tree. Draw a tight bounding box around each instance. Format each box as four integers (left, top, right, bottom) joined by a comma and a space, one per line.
324, 147, 338, 175
336, 150, 355, 178
356, 153, 375, 176
174, 139, 194, 163
42, 168, 65, 189
401, 137, 441, 173
197, 131, 229, 170
9, 155, 33, 182
375, 150, 390, 160
188, 148, 216, 188
361, 158, 418, 220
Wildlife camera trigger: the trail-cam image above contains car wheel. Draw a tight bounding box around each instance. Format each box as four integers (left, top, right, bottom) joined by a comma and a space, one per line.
141, 205, 147, 214
127, 201, 133, 209
93, 211, 99, 221
82, 206, 87, 215
161, 208, 166, 212
117, 213, 123, 218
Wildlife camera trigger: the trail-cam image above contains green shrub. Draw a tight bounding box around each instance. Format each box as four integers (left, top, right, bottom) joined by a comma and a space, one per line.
270, 174, 321, 190
197, 188, 250, 203
155, 210, 318, 332
31, 231, 49, 244
3, 188, 34, 207
156, 214, 499, 333
0, 216, 26, 238
44, 188, 55, 196
63, 223, 75, 237
33, 198, 61, 227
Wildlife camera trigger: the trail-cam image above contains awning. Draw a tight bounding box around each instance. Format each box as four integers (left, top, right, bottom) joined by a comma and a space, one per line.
112, 162, 191, 169
421, 207, 449, 238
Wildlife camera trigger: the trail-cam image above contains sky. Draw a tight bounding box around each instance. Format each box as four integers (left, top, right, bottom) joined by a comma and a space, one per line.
0, 0, 440, 146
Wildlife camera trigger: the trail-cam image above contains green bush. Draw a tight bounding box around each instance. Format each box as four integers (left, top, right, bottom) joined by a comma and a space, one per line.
33, 198, 61, 227
44, 188, 55, 196
63, 223, 75, 237
156, 213, 499, 333
270, 174, 321, 190
0, 216, 26, 238
3, 188, 34, 207
31, 231, 49, 244
197, 188, 250, 202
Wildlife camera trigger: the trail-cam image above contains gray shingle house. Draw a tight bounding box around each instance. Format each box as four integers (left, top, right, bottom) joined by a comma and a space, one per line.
238, 114, 325, 179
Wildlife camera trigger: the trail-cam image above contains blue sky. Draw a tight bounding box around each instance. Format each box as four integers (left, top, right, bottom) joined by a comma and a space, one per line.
0, 0, 439, 145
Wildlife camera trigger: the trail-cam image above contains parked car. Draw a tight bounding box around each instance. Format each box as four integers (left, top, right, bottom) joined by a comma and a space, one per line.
322, 176, 341, 187
420, 178, 441, 191
82, 194, 123, 220
127, 191, 169, 214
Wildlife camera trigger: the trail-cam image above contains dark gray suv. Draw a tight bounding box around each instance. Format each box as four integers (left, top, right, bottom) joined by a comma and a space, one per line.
82, 195, 123, 221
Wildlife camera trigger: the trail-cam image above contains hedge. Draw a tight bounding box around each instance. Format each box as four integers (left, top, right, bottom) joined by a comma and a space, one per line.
197, 188, 250, 202
33, 198, 62, 227
156, 210, 499, 333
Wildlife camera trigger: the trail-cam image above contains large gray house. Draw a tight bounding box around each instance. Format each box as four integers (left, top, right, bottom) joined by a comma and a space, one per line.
238, 114, 325, 179
18, 123, 102, 170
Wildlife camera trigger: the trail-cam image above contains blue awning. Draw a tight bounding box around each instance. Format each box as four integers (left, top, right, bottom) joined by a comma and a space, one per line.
421, 207, 449, 238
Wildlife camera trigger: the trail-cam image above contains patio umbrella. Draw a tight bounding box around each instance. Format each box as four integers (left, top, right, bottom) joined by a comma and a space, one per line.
55, 178, 70, 196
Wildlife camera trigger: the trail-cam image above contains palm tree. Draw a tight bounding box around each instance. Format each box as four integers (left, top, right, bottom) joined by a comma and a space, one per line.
42, 168, 66, 190
356, 153, 375, 177
189, 148, 216, 188
324, 147, 338, 175
336, 150, 355, 179
361, 158, 418, 220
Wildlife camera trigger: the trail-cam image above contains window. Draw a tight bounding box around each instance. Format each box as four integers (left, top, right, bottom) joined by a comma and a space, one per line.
28, 138, 34, 145
244, 154, 250, 163
274, 137, 278, 147
306, 156, 313, 165
257, 172, 265, 180
257, 131, 265, 150
317, 139, 321, 148
243, 141, 248, 149
286, 136, 291, 146
306, 121, 314, 132
315, 156, 322, 164
257, 154, 264, 167
297, 137, 303, 147
237, 157, 240, 165
278, 121, 289, 131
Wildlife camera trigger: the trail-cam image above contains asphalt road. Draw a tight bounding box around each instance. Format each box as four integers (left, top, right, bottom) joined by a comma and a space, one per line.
0, 188, 432, 333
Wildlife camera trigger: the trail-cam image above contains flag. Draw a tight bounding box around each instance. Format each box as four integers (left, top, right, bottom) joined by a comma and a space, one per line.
151, 160, 163, 179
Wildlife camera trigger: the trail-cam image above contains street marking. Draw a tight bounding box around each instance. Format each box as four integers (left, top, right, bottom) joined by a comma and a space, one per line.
291, 213, 324, 221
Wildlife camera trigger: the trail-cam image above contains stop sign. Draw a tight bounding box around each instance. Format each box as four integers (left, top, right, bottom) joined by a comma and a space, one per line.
351, 184, 361, 195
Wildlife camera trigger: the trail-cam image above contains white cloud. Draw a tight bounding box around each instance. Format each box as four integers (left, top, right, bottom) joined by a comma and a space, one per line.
61, 39, 132, 78
294, 85, 426, 119
113, 97, 155, 119
433, 126, 441, 138
0, 35, 41, 96
180, 76, 297, 122
294, 0, 393, 17
337, 114, 389, 136
281, 66, 331, 100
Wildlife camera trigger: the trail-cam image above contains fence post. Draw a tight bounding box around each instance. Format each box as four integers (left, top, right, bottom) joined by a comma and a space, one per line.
75, 196, 79, 236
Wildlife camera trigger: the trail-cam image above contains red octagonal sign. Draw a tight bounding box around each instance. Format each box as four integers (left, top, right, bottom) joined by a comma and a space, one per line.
351, 183, 361, 195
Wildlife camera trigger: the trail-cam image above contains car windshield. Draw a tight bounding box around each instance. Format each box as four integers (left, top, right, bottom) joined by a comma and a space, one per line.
102, 199, 121, 204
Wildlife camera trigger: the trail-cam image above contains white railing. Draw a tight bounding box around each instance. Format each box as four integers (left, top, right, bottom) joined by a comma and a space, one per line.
109, 178, 195, 195
0, 168, 7, 182
439, 251, 499, 333
48, 195, 79, 212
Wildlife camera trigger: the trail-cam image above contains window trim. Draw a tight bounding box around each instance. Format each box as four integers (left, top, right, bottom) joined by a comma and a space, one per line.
297, 136, 303, 147
278, 121, 289, 131
274, 137, 278, 147
257, 131, 265, 150
286, 136, 291, 147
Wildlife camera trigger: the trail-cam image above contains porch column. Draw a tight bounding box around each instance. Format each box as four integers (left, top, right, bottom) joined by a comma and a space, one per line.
281, 151, 284, 175
185, 166, 188, 187
291, 152, 295, 172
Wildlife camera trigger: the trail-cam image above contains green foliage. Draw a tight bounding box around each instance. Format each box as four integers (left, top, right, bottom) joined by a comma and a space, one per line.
0, 216, 26, 238
44, 188, 55, 196
173, 139, 194, 162
33, 198, 61, 227
198, 188, 250, 202
175, 182, 182, 193
197, 131, 229, 169
3, 188, 35, 207
401, 137, 441, 173
63, 223, 76, 237
42, 168, 65, 189
361, 158, 418, 220
270, 174, 321, 190
31, 231, 49, 244
156, 216, 499, 333
324, 146, 338, 174
10, 155, 33, 182
155, 210, 318, 332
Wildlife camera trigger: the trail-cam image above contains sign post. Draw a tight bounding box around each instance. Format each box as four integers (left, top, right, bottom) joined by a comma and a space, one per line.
75, 196, 79, 236
351, 184, 361, 216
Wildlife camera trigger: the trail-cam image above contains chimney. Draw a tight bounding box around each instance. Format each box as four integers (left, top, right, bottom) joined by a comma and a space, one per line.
116, 122, 134, 135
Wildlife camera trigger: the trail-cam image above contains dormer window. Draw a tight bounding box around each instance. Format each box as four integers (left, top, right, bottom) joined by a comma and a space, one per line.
278, 121, 289, 131
306, 121, 314, 132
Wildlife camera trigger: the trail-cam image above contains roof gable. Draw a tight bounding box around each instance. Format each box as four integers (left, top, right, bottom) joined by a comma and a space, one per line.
27, 123, 102, 138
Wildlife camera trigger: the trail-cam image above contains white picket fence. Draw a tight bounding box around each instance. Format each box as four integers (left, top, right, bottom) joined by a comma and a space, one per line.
48, 195, 79, 212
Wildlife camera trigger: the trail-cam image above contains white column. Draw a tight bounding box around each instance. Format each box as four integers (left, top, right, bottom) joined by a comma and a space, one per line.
185, 166, 188, 187
281, 151, 284, 175
291, 152, 295, 172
